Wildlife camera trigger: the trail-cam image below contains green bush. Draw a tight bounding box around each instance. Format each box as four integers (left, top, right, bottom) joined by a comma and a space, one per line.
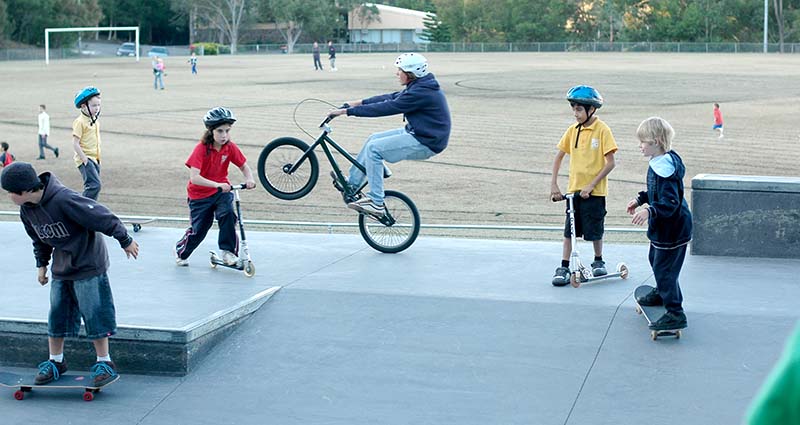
194, 42, 222, 55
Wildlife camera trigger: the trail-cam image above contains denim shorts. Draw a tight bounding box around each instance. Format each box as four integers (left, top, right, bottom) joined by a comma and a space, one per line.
563, 195, 606, 241
48, 272, 117, 339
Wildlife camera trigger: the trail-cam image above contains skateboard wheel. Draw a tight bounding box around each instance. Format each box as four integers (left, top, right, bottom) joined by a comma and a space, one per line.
83, 391, 94, 401
676, 330, 682, 339
210, 261, 217, 269
14, 390, 24, 400
635, 306, 642, 315
133, 224, 141, 232
650, 331, 657, 341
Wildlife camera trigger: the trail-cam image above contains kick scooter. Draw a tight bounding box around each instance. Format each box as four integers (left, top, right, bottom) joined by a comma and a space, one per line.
555, 192, 629, 288
210, 183, 256, 277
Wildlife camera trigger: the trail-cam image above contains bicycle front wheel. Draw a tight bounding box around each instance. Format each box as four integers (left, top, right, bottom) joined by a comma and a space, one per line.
257, 137, 319, 200
358, 190, 420, 253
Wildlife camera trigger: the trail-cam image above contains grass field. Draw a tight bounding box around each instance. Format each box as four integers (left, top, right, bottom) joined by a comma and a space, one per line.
1, 52, 798, 241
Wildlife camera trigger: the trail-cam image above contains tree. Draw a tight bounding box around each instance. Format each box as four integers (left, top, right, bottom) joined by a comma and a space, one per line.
421, 9, 451, 42
258, 0, 365, 53
5, 0, 103, 46
0, 0, 7, 44
194, 0, 249, 53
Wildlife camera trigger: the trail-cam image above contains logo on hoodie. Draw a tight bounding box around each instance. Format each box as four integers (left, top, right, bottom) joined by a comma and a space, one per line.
33, 222, 70, 240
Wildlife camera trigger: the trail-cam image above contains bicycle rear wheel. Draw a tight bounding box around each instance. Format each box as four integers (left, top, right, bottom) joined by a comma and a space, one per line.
358, 190, 420, 253
257, 137, 319, 200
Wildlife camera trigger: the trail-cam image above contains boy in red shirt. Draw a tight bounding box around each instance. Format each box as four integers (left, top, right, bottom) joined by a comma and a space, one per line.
174, 107, 256, 266
713, 103, 724, 139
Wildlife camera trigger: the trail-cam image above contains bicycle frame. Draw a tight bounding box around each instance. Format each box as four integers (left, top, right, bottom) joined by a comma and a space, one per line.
285, 116, 397, 225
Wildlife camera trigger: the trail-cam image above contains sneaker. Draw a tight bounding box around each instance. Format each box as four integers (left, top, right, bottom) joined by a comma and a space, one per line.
636, 287, 664, 306
591, 260, 607, 276
649, 311, 687, 331
174, 246, 189, 266
35, 359, 68, 385
221, 250, 239, 266
90, 361, 118, 387
36, 156, 45, 160
54, 147, 60, 158
347, 197, 386, 218
551, 266, 571, 287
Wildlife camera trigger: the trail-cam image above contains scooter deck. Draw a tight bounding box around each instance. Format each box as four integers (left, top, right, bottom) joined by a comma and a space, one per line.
0, 371, 118, 401
633, 285, 684, 341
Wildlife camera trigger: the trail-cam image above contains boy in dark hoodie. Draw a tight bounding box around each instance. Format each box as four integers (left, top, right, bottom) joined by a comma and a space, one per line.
1, 162, 139, 386
627, 117, 692, 331
327, 53, 451, 217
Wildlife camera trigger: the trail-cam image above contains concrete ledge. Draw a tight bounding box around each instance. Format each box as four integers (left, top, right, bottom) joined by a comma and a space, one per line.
691, 174, 800, 258
0, 286, 280, 376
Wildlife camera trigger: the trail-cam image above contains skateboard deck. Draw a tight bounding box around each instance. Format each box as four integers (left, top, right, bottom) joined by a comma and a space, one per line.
633, 285, 683, 340
0, 371, 119, 401
122, 218, 155, 232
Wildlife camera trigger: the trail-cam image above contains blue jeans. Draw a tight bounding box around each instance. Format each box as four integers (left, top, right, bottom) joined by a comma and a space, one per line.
175, 191, 238, 260
48, 272, 117, 340
38, 134, 57, 158
154, 72, 164, 89
78, 159, 101, 200
347, 127, 435, 204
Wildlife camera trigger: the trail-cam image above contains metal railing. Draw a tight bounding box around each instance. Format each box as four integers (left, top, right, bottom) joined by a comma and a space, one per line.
0, 211, 645, 234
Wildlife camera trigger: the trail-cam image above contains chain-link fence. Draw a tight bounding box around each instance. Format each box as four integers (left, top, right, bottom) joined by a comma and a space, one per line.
3, 41, 800, 62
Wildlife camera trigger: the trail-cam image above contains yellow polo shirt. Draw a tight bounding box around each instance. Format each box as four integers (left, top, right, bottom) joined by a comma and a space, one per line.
557, 118, 618, 196
73, 114, 101, 167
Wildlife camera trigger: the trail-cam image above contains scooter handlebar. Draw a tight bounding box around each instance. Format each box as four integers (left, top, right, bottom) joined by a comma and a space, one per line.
216, 183, 249, 193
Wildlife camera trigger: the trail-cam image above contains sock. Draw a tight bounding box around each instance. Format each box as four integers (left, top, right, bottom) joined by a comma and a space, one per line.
50, 353, 64, 363
594, 256, 603, 262
96, 355, 111, 363
561, 260, 570, 268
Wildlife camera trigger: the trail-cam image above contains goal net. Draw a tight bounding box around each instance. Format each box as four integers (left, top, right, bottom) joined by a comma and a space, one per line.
45, 26, 140, 64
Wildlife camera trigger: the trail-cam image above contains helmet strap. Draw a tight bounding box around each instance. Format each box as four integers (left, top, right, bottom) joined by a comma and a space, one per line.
574, 105, 595, 148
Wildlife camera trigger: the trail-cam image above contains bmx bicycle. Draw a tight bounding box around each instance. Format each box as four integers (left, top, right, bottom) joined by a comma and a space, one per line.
256, 104, 420, 254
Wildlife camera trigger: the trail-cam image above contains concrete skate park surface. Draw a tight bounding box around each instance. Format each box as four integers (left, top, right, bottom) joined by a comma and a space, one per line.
1, 220, 798, 424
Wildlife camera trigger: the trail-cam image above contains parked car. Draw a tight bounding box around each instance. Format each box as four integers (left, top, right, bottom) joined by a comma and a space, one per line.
147, 46, 169, 57
116, 42, 137, 57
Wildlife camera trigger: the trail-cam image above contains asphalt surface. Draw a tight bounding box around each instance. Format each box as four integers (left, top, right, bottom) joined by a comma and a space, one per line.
1, 221, 797, 425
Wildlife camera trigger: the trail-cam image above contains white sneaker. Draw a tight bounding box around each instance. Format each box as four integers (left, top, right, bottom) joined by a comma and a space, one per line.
221, 250, 239, 266
174, 246, 189, 266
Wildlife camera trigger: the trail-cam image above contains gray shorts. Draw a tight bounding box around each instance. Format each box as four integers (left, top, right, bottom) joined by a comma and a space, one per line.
48, 272, 117, 339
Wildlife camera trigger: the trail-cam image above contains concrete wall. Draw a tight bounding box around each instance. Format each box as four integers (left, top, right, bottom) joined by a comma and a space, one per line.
691, 174, 800, 259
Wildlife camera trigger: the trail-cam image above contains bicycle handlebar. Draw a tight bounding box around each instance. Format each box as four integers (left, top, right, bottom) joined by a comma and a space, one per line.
320, 103, 351, 128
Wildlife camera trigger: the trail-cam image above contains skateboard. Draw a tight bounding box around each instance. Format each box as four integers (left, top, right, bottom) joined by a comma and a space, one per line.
122, 218, 155, 232
0, 371, 119, 401
633, 285, 684, 340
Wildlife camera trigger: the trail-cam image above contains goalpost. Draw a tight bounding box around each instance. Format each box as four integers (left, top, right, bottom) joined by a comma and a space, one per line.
45, 26, 140, 65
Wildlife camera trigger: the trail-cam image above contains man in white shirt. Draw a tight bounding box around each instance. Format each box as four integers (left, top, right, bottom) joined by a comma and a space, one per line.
37, 104, 59, 160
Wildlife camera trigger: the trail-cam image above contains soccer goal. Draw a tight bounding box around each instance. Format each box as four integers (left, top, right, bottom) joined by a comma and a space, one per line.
45, 26, 140, 65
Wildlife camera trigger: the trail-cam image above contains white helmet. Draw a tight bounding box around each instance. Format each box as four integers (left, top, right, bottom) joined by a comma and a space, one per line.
395, 53, 429, 78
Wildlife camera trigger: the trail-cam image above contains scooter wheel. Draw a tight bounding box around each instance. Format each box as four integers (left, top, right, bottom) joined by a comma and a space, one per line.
570, 273, 581, 288
244, 261, 255, 277
617, 263, 629, 279
210, 260, 217, 269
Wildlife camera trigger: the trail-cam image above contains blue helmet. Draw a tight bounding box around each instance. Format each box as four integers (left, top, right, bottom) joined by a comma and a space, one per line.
566, 85, 603, 109
74, 86, 100, 109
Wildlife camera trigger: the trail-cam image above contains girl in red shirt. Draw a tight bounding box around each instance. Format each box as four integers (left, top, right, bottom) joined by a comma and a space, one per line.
174, 107, 256, 266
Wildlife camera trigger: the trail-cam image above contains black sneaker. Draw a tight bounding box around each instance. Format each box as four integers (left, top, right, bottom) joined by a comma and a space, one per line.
649, 311, 687, 331
591, 260, 607, 276
35, 359, 68, 385
54, 147, 60, 158
552, 266, 570, 287
91, 361, 119, 387
636, 287, 664, 306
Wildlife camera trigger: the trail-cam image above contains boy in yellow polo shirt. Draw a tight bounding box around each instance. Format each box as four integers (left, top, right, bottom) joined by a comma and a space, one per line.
72, 86, 102, 200
550, 85, 618, 286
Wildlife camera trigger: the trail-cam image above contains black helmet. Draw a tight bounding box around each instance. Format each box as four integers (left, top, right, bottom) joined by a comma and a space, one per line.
203, 107, 236, 129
